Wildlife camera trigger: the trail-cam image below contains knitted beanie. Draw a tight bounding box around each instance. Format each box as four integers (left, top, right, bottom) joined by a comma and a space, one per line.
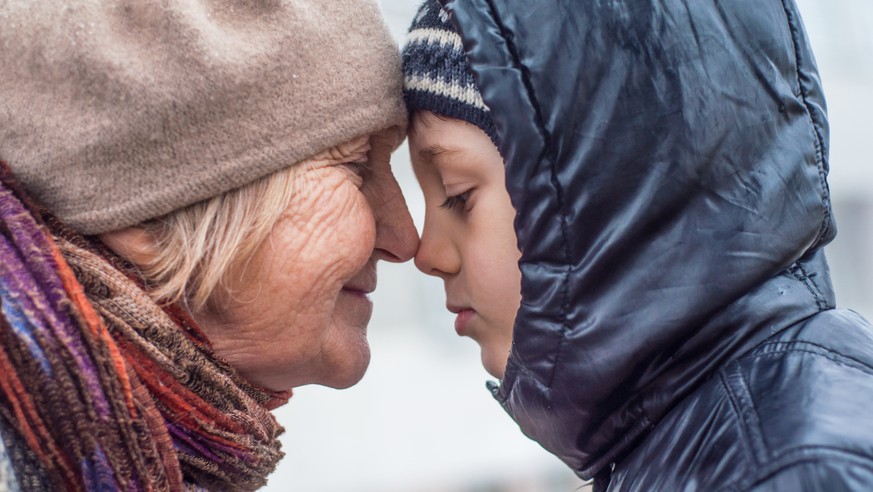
0, 0, 406, 235
401, 0, 498, 146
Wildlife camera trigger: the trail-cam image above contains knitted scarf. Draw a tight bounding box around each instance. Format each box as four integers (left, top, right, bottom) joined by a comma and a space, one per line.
0, 162, 291, 491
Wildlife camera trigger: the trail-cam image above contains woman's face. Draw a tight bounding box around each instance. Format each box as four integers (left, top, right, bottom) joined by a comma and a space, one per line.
200, 129, 419, 390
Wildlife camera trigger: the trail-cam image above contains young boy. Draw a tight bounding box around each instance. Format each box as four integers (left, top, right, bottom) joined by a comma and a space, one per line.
402, 2, 519, 379
403, 0, 873, 491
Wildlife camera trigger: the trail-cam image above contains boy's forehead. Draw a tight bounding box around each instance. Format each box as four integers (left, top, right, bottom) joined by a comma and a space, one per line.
419, 143, 463, 159
412, 111, 481, 141
410, 111, 498, 164
410, 127, 466, 166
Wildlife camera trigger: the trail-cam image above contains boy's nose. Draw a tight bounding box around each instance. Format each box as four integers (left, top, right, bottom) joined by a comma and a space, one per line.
414, 221, 459, 278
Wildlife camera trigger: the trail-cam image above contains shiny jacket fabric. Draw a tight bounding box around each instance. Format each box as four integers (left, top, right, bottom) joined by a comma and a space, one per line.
439, 0, 873, 490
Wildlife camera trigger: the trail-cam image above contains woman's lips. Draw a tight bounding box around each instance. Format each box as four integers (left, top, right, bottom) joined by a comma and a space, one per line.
343, 264, 376, 301
341, 286, 373, 301
454, 309, 475, 336
339, 286, 374, 325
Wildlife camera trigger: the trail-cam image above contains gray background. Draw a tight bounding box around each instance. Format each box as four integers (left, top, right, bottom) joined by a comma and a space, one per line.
266, 1, 872, 490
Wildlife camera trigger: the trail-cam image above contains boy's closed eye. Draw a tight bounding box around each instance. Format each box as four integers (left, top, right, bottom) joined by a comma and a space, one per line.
440, 190, 472, 212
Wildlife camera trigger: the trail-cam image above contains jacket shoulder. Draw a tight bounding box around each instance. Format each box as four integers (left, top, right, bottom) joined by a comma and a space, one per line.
742, 459, 873, 491
726, 309, 873, 490
612, 309, 873, 491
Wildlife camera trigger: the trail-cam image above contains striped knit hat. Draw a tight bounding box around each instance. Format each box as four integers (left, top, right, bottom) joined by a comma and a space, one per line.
401, 0, 498, 145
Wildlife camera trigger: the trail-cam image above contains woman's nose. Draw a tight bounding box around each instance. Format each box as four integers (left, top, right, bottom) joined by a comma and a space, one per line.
372, 177, 419, 263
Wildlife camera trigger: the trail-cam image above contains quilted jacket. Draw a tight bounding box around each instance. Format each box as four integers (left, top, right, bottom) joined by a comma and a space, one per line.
439, 0, 873, 490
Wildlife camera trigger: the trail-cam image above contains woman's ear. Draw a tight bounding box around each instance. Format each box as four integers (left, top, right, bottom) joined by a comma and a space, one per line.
99, 227, 159, 269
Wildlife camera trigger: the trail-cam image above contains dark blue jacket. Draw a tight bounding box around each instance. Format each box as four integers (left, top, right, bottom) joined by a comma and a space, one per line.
440, 0, 873, 489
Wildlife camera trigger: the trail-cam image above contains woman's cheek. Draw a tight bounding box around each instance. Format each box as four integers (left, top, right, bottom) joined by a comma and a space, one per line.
340, 199, 376, 272
354, 195, 377, 255
316, 185, 376, 272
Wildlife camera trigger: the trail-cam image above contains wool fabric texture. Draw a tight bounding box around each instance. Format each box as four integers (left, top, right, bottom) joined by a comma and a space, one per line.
0, 161, 290, 491
0, 0, 406, 235
0, 435, 18, 492
401, 0, 498, 146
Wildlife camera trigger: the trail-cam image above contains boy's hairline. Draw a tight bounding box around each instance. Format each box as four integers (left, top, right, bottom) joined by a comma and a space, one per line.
408, 111, 474, 160
409, 109, 480, 138
408, 109, 451, 134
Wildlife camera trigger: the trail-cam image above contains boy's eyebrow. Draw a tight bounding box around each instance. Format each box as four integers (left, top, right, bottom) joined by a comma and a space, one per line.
419, 144, 463, 160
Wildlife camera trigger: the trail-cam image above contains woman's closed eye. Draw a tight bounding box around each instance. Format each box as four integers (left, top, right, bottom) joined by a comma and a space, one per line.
440, 190, 472, 212
351, 160, 372, 174
340, 160, 370, 187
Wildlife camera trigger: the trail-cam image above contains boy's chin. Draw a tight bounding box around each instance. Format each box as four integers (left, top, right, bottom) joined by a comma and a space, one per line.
481, 349, 508, 380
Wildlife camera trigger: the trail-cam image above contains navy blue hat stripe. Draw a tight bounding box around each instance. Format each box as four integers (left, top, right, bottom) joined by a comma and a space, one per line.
401, 0, 499, 146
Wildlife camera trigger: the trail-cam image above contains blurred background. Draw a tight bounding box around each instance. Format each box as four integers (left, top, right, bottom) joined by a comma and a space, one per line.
266, 1, 873, 490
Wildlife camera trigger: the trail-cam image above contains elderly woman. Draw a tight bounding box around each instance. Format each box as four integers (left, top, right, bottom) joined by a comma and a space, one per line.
0, 0, 417, 490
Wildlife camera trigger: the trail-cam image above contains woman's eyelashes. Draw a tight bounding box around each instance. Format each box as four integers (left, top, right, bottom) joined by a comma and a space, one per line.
440, 190, 472, 212
351, 160, 371, 174
342, 160, 370, 186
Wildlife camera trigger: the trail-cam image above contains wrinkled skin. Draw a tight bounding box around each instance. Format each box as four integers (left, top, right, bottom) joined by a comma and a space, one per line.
104, 129, 419, 390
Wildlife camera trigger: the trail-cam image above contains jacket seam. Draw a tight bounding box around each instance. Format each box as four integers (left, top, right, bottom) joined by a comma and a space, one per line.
778, 0, 831, 249
788, 262, 828, 310
481, 0, 573, 391
741, 340, 873, 375
720, 364, 768, 467
720, 446, 873, 491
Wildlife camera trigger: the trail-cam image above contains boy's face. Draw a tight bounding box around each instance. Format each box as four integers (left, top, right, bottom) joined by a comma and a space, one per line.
410, 111, 521, 378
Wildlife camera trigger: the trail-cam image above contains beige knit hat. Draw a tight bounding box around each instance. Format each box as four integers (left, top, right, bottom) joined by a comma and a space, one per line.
0, 0, 406, 234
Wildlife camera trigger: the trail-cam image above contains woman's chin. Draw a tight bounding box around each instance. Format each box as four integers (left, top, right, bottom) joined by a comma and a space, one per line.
313, 323, 373, 389
320, 349, 372, 389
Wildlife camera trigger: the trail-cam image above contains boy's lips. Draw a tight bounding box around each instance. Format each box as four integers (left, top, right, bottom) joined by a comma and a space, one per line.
448, 304, 475, 335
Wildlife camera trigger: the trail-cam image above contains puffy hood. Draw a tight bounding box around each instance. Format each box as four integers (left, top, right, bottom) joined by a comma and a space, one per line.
440, 0, 836, 479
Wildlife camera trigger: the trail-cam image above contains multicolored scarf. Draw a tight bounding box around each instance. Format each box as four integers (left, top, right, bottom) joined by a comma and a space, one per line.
0, 162, 291, 491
